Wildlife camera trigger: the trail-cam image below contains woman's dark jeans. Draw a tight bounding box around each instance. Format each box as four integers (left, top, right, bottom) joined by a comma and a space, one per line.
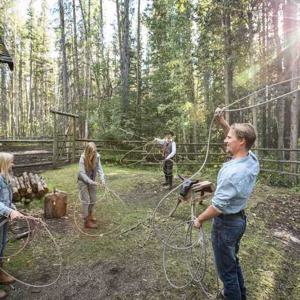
212, 214, 247, 300
0, 222, 8, 264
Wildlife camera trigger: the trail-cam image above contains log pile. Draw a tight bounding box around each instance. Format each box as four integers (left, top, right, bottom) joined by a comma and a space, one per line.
10, 172, 49, 202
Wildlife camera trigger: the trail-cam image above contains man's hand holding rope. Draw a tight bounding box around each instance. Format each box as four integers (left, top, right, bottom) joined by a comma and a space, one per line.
193, 217, 202, 229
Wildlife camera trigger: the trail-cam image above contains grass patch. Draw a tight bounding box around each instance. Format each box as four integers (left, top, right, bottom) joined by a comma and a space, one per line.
4, 164, 300, 299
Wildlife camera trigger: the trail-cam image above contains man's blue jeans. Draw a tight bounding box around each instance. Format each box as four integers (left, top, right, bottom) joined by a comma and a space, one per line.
212, 214, 247, 300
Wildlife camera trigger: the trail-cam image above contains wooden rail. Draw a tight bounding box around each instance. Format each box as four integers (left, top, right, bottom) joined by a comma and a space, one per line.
0, 138, 299, 182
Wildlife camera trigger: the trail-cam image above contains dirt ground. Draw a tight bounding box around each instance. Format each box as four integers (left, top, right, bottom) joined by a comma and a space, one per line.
3, 166, 300, 300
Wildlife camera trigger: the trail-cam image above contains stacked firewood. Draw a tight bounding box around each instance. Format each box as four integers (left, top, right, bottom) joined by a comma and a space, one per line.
10, 172, 49, 202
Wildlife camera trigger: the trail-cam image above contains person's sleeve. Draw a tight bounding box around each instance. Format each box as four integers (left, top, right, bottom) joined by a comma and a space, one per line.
154, 138, 165, 145
0, 185, 13, 217
96, 155, 105, 184
166, 142, 176, 160
78, 156, 97, 185
212, 178, 238, 213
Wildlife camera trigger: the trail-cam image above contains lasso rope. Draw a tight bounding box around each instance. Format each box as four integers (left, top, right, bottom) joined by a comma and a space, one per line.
0, 217, 32, 260
72, 184, 127, 237
152, 78, 300, 296
119, 136, 179, 182
151, 116, 215, 249
224, 88, 300, 112
0, 216, 63, 288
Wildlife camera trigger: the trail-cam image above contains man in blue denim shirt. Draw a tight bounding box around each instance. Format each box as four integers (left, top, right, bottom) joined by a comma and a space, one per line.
194, 109, 259, 300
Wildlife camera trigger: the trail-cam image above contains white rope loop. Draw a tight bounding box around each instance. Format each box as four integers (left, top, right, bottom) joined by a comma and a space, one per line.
0, 217, 62, 288
73, 184, 128, 237
155, 77, 300, 296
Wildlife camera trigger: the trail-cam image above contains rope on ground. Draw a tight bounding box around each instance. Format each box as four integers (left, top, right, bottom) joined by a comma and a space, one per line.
72, 185, 128, 237
151, 116, 215, 249
0, 216, 63, 288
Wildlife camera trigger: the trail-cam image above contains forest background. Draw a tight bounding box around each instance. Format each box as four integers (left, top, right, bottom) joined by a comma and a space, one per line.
0, 0, 299, 172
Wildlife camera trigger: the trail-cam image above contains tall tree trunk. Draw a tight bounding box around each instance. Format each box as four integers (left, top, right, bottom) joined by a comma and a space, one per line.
288, 1, 300, 183
265, 9, 272, 147
59, 0, 70, 112
10, 71, 15, 137
248, 8, 258, 147
116, 0, 130, 118
72, 0, 81, 113
260, 2, 268, 148
78, 0, 92, 138
283, 0, 292, 149
99, 0, 104, 47
222, 7, 233, 124
29, 16, 33, 136
1, 66, 7, 137
272, 0, 284, 153
136, 0, 142, 131
18, 42, 23, 137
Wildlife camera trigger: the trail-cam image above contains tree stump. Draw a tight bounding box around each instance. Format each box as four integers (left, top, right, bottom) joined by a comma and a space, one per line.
44, 189, 67, 219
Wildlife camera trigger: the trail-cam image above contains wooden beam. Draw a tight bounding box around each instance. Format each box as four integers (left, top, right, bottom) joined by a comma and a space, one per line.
50, 108, 79, 118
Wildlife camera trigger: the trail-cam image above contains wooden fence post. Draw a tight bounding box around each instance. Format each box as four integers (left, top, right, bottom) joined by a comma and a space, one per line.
72, 116, 76, 163
53, 113, 58, 168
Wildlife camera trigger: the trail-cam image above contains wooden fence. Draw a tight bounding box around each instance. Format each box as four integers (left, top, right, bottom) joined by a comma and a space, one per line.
0, 138, 299, 182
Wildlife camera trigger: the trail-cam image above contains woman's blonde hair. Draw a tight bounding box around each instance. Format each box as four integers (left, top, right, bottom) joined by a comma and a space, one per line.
83, 142, 97, 171
0, 152, 14, 181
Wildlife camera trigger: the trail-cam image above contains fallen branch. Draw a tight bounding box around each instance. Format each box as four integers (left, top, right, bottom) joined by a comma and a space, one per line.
14, 231, 31, 241
119, 221, 143, 236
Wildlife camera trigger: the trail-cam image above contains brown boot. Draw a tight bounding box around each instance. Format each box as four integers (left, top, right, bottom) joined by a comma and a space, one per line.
0, 269, 15, 285
84, 218, 98, 229
0, 289, 7, 299
89, 214, 97, 222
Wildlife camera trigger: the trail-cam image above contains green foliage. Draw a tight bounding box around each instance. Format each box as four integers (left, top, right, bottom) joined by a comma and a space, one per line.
0, 0, 299, 186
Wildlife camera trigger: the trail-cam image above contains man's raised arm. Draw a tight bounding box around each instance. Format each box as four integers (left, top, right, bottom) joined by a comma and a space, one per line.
214, 108, 230, 137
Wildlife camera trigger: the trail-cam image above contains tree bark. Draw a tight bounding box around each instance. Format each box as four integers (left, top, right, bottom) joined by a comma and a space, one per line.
288, 1, 300, 183
246, 1, 258, 147
136, 0, 142, 110
283, 0, 292, 149
59, 0, 70, 112
28, 0, 34, 136
18, 41, 24, 137
116, 0, 130, 117
1, 66, 7, 137
271, 0, 285, 153
222, 6, 233, 124
72, 0, 81, 113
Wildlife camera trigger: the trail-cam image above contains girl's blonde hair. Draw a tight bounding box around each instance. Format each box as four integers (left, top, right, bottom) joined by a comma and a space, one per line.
0, 152, 14, 181
83, 142, 97, 171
